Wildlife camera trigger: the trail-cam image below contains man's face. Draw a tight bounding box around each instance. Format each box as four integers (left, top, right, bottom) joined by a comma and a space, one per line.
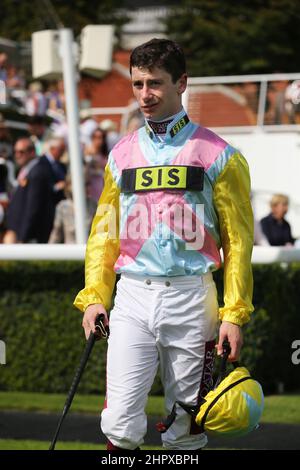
14, 141, 35, 167
50, 142, 65, 161
272, 202, 288, 220
28, 123, 45, 138
131, 66, 187, 121
0, 53, 7, 67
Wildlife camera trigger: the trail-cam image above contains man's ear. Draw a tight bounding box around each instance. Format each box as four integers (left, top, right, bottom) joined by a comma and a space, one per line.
177, 73, 188, 95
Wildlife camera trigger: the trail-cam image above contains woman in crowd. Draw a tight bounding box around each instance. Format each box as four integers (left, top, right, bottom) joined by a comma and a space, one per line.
260, 194, 294, 246
84, 127, 108, 203
49, 174, 97, 244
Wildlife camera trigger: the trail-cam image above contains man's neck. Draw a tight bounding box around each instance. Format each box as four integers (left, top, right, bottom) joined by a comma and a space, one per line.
148, 107, 183, 123
146, 108, 184, 138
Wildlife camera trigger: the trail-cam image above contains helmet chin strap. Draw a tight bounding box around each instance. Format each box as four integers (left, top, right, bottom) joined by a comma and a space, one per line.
155, 340, 238, 434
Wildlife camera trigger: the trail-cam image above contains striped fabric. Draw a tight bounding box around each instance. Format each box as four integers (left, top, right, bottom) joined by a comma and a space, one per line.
74, 109, 254, 326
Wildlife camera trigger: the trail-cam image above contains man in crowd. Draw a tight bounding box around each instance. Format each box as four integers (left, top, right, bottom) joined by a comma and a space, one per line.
28, 115, 51, 156
5, 138, 55, 243
40, 137, 67, 205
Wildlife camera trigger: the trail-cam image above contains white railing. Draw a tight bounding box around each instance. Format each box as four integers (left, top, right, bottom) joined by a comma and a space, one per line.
188, 72, 300, 85
187, 71, 300, 131
0, 244, 300, 264
0, 244, 85, 260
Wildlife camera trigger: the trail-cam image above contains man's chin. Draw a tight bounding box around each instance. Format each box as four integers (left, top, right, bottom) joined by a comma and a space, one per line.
142, 110, 156, 120
141, 105, 161, 120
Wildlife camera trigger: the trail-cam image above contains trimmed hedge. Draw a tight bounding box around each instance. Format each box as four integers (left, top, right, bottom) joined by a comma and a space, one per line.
0, 262, 104, 394
0, 261, 299, 395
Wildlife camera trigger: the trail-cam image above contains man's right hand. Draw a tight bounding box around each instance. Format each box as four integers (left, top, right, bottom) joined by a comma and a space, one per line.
82, 304, 109, 340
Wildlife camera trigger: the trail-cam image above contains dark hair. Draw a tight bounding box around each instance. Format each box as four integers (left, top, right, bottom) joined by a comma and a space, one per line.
15, 137, 35, 153
28, 115, 45, 126
91, 128, 108, 157
130, 38, 186, 83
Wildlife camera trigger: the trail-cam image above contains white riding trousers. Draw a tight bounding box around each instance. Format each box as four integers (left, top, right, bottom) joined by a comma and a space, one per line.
101, 272, 219, 450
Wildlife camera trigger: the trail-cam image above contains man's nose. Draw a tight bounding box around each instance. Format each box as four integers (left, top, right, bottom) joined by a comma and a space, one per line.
140, 85, 152, 101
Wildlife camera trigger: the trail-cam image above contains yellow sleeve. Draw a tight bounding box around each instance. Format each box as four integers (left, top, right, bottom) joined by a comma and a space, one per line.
73, 164, 120, 312
213, 151, 254, 326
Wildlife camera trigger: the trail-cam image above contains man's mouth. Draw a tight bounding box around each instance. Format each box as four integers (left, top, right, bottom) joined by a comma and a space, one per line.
142, 103, 158, 111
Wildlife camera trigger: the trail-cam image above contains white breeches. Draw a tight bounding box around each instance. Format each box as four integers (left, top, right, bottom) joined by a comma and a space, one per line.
101, 272, 219, 450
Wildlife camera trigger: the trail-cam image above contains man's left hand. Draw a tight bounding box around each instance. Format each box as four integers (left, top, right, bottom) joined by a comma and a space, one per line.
216, 321, 243, 362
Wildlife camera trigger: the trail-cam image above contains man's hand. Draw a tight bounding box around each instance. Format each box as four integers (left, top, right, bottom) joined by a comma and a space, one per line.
216, 321, 243, 362
82, 304, 109, 340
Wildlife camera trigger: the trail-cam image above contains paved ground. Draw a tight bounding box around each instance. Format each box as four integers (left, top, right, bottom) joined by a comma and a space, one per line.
0, 411, 299, 450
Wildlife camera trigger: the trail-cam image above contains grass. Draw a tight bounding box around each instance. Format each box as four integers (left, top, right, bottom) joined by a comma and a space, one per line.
0, 392, 165, 416
0, 439, 103, 450
0, 392, 299, 424
0, 439, 162, 451
261, 395, 300, 425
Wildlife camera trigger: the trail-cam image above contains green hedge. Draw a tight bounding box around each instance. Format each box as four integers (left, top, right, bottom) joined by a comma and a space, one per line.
0, 261, 299, 395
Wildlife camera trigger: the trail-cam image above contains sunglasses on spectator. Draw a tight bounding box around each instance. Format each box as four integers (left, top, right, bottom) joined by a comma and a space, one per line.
15, 148, 31, 154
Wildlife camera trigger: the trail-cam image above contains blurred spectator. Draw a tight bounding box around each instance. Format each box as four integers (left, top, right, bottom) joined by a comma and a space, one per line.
260, 194, 294, 246
80, 110, 98, 147
49, 174, 97, 244
25, 81, 48, 116
99, 119, 120, 151
0, 157, 9, 196
125, 112, 144, 134
40, 137, 67, 205
84, 127, 108, 203
56, 79, 65, 108
28, 115, 51, 156
50, 119, 69, 145
0, 52, 8, 82
0, 157, 9, 241
284, 80, 300, 124
0, 115, 14, 160
6, 65, 25, 89
46, 80, 65, 115
0, 146, 16, 191
0, 203, 4, 242
4, 138, 55, 243
0, 117, 16, 193
242, 82, 259, 115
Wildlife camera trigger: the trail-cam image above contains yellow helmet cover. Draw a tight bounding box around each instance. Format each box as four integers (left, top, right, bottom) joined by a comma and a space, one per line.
196, 366, 264, 437
156, 342, 264, 439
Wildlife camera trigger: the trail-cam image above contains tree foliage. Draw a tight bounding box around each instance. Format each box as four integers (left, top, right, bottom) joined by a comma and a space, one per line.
0, 0, 128, 42
165, 0, 300, 76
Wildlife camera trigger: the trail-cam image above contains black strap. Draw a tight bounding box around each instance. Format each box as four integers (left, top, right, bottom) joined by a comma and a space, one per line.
156, 340, 238, 434
198, 376, 252, 433
214, 340, 239, 388
156, 399, 205, 434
